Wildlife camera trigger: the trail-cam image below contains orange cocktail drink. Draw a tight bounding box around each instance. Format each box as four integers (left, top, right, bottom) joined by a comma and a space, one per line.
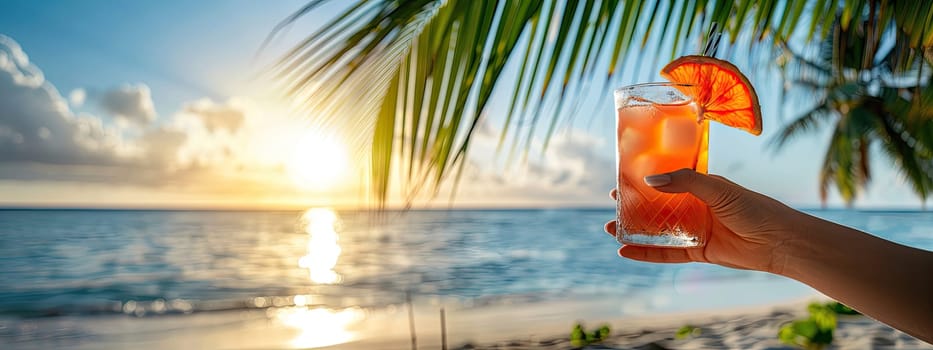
614, 83, 711, 247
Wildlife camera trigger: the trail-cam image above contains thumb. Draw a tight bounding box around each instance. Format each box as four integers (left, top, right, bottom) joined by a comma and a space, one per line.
643, 168, 743, 209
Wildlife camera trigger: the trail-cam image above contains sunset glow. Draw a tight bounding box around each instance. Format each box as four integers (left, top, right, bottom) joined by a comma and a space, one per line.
287, 130, 350, 191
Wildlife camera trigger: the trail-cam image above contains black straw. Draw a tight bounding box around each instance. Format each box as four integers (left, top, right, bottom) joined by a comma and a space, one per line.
703, 22, 722, 57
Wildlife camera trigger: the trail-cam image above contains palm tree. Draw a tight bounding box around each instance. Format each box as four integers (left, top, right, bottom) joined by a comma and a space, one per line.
774, 12, 933, 207
264, 0, 933, 207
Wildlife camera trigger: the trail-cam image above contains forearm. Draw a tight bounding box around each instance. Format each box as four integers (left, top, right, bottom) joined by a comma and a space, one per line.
777, 213, 933, 343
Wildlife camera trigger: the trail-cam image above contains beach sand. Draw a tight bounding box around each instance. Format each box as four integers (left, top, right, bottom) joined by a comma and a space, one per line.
4, 296, 930, 349
451, 303, 932, 350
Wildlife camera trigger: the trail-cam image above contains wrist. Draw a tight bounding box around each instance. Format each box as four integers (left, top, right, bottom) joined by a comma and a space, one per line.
770, 211, 829, 279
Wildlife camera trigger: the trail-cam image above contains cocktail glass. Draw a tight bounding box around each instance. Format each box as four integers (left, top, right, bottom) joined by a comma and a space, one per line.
614, 83, 711, 247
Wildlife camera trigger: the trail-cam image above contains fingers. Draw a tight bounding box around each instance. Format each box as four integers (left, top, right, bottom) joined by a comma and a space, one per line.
606, 189, 618, 237
643, 169, 744, 209
609, 173, 714, 265
710, 174, 740, 186
604, 220, 616, 237
618, 245, 693, 263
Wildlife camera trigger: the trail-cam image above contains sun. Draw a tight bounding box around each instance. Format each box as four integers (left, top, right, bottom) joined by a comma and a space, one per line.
287, 130, 349, 190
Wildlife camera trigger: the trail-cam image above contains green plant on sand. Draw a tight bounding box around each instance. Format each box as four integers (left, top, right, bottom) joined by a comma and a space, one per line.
675, 325, 701, 339
777, 301, 861, 350
570, 323, 611, 348
825, 300, 860, 315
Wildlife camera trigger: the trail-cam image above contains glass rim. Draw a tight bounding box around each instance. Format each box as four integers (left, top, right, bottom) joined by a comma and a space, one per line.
614, 82, 695, 107
613, 82, 694, 93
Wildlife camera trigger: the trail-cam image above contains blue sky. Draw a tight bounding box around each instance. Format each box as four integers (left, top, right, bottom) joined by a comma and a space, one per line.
0, 1, 307, 112
0, 1, 928, 209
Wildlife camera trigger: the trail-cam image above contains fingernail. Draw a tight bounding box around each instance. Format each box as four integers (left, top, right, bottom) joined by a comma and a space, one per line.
644, 174, 672, 187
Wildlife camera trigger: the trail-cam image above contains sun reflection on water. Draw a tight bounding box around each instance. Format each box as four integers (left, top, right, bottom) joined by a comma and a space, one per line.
277, 208, 360, 348
297, 208, 342, 284
276, 306, 364, 348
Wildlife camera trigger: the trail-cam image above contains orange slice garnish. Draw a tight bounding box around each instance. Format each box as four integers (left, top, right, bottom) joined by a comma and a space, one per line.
660, 55, 762, 135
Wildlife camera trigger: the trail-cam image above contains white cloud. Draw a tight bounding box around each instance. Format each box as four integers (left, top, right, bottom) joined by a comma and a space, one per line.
0, 34, 363, 207
181, 98, 245, 133
0, 33, 615, 207
68, 88, 86, 107
0, 35, 200, 183
139, 127, 187, 167
0, 35, 132, 165
447, 127, 616, 206
0, 35, 43, 86
99, 83, 156, 124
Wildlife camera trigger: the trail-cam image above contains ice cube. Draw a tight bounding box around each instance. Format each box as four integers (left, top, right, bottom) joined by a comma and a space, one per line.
659, 117, 700, 154
628, 153, 688, 179
618, 127, 648, 156
618, 106, 657, 129
626, 154, 658, 180
623, 154, 670, 201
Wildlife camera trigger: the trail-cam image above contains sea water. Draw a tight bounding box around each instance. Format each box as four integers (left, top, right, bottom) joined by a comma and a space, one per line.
0, 208, 930, 347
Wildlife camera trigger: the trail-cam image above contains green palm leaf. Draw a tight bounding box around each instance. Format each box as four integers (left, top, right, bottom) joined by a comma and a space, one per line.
778, 6, 933, 206
266, 0, 933, 207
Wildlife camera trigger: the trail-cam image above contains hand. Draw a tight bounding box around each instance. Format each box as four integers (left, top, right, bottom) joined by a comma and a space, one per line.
605, 168, 806, 274
606, 169, 933, 341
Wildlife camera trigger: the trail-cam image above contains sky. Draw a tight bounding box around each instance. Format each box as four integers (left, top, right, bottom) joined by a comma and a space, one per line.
0, 0, 928, 209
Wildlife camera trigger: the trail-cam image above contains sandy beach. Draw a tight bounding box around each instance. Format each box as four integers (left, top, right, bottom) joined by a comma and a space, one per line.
450, 302, 933, 350
4, 295, 930, 350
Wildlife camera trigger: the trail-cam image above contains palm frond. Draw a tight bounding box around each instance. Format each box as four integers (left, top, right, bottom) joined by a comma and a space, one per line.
816, 99, 878, 205
769, 105, 832, 150
818, 121, 853, 205
266, 0, 933, 206
875, 113, 933, 202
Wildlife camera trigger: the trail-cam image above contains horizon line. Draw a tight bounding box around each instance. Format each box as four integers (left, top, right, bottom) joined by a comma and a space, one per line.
0, 204, 928, 212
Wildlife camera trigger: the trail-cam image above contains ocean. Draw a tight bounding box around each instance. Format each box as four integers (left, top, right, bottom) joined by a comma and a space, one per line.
1, 208, 931, 348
